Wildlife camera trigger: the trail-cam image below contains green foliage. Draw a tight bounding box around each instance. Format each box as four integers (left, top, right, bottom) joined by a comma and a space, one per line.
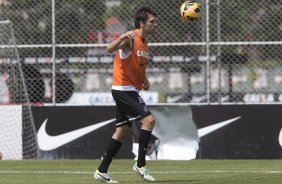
209, 0, 281, 60
108, 0, 202, 55
1, 0, 52, 45
55, 0, 106, 44
1, 0, 106, 56
260, 7, 282, 59
0, 0, 281, 60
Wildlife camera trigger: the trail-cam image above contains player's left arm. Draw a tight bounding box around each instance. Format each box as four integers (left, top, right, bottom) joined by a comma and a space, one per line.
142, 75, 150, 90
107, 31, 134, 53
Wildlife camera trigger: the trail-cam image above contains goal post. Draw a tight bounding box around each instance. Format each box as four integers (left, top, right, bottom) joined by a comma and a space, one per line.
0, 20, 38, 159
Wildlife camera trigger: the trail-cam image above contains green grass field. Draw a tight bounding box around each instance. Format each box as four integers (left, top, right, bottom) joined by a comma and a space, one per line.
0, 160, 282, 184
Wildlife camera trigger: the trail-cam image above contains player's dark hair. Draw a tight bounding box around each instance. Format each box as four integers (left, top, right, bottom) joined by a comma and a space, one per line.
135, 7, 157, 29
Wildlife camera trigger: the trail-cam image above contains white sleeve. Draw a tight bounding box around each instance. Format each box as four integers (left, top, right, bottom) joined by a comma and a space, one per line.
118, 49, 131, 59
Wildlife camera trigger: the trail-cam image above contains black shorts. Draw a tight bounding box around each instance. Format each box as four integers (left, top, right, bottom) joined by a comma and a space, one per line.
111, 89, 151, 127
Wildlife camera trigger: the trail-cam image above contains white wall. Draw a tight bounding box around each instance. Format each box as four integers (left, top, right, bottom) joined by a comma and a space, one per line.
0, 105, 22, 160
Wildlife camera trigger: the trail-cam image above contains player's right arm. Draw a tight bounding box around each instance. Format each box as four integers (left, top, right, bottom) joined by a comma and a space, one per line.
107, 31, 134, 53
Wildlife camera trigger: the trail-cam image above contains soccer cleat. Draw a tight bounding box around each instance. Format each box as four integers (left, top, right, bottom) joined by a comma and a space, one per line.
94, 169, 119, 183
133, 163, 155, 181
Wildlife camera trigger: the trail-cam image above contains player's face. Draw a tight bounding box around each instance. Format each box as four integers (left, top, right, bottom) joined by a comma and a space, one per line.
144, 13, 157, 34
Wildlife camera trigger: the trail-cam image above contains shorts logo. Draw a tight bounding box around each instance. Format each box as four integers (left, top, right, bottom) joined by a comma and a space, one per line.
138, 97, 145, 104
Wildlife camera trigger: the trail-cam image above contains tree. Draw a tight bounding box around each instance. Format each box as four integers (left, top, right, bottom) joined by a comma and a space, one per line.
1, 0, 106, 57
259, 7, 281, 60
107, 0, 202, 55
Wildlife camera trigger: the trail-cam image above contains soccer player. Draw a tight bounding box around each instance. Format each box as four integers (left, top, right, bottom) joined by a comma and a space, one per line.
94, 6, 157, 183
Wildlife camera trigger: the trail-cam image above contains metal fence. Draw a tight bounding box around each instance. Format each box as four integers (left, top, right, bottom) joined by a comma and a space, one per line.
0, 0, 281, 104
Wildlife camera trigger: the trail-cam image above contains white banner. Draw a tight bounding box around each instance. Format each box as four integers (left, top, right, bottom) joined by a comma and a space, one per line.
66, 91, 159, 105
151, 106, 199, 160
0, 105, 22, 160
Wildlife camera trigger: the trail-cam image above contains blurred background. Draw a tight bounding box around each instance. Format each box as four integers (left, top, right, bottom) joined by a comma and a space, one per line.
0, 0, 282, 105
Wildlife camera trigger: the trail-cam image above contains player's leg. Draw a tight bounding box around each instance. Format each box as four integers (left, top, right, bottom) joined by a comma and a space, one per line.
98, 124, 130, 173
132, 114, 155, 181
95, 122, 131, 183
137, 114, 155, 167
121, 92, 155, 181
115, 91, 155, 166
132, 120, 160, 160
110, 90, 156, 181
95, 99, 132, 183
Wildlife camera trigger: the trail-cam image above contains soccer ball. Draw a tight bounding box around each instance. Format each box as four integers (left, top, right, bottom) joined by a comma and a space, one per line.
180, 1, 201, 21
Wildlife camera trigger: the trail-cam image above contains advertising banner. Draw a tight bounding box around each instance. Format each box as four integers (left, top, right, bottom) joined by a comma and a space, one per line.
0, 106, 22, 160
32, 105, 282, 159
193, 105, 282, 159
32, 106, 133, 159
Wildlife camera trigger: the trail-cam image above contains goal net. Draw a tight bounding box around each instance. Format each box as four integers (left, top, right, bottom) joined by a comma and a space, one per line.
0, 20, 38, 159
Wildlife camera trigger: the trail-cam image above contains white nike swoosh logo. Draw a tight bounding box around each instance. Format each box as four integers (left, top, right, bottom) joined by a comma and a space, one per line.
191, 95, 207, 103
167, 95, 183, 103
220, 95, 230, 103
38, 116, 241, 151
198, 117, 241, 137
279, 128, 282, 147
37, 118, 115, 151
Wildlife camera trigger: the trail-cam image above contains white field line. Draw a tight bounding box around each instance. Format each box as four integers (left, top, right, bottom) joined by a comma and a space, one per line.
0, 170, 282, 174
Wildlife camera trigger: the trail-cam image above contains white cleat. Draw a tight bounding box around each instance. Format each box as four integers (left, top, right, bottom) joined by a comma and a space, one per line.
94, 169, 119, 183
133, 163, 155, 182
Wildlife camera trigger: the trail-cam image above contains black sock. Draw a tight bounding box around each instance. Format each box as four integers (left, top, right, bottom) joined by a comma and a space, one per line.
137, 129, 152, 167
98, 138, 122, 173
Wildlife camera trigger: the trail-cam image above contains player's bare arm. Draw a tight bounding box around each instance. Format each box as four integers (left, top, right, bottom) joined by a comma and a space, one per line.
142, 75, 150, 90
107, 31, 135, 53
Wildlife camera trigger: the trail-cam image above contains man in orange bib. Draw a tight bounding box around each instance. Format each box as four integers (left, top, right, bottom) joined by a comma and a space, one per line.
94, 7, 157, 183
